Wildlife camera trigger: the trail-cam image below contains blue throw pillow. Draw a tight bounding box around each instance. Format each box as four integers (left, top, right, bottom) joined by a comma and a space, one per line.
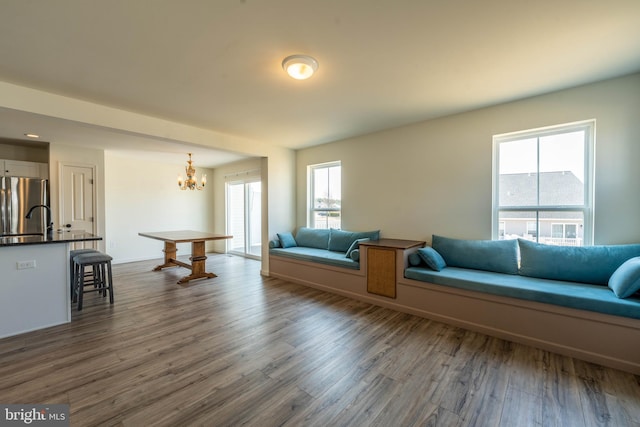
329, 229, 357, 252
295, 227, 330, 249
350, 249, 360, 262
345, 238, 370, 258
408, 253, 421, 266
353, 230, 380, 242
518, 239, 640, 285
417, 247, 447, 271
608, 257, 640, 298
432, 235, 519, 275
277, 232, 297, 248
328, 228, 380, 252
268, 239, 281, 249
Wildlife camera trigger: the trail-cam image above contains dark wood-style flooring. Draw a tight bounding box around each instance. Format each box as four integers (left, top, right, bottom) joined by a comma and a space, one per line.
1, 254, 639, 426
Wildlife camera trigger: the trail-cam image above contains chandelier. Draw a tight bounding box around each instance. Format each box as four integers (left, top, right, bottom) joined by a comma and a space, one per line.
177, 153, 206, 190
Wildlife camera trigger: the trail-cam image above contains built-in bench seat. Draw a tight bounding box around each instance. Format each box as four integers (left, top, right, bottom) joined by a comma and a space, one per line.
269, 227, 380, 270
269, 227, 380, 296
269, 229, 640, 373
398, 235, 640, 374
269, 246, 360, 270
404, 266, 640, 319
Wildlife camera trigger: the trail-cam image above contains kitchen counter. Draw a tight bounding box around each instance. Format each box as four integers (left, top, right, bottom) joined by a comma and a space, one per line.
0, 231, 103, 339
0, 230, 101, 247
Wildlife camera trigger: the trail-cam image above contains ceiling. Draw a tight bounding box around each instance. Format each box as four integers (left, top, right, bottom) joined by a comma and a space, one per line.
0, 0, 639, 167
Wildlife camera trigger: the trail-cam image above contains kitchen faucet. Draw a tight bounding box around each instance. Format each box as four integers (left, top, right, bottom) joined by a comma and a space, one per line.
25, 204, 54, 233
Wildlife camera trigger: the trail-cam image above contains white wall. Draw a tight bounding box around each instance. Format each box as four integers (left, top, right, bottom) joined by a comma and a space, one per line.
104, 152, 215, 264
262, 150, 296, 274
296, 73, 640, 245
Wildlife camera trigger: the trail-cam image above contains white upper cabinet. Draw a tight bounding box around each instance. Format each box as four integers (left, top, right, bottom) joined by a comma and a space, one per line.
1, 159, 49, 179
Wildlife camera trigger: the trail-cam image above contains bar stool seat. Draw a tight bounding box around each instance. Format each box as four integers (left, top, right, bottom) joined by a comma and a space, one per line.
73, 252, 114, 311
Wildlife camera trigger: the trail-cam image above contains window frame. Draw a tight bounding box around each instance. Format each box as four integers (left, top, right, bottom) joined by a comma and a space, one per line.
492, 120, 595, 246
307, 161, 341, 229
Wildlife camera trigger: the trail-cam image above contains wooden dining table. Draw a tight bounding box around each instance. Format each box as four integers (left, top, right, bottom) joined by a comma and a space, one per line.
138, 230, 232, 284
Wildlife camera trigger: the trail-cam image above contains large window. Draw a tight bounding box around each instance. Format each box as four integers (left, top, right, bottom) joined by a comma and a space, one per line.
308, 161, 341, 229
492, 121, 594, 246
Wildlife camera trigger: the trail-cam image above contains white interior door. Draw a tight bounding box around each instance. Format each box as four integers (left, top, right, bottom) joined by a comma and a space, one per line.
60, 164, 96, 249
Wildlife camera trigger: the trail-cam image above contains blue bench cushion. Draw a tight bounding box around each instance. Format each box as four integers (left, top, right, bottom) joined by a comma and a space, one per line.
518, 239, 640, 285
405, 266, 640, 319
270, 247, 360, 270
432, 235, 519, 275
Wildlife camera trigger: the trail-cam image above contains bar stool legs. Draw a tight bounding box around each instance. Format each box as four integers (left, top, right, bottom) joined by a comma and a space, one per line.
72, 252, 114, 311
69, 248, 100, 299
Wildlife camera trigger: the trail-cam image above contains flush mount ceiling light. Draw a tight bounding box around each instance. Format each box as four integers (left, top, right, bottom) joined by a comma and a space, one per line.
24, 133, 40, 138
282, 54, 318, 80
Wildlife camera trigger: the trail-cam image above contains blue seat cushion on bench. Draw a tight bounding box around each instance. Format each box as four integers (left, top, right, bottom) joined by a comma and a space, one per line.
404, 266, 640, 319
518, 239, 640, 285
432, 235, 519, 275
270, 247, 360, 269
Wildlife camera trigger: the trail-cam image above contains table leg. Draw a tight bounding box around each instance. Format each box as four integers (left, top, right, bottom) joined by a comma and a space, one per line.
153, 241, 178, 271
176, 241, 216, 284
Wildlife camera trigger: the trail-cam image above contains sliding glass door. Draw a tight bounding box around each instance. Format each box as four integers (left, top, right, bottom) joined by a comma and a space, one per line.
227, 180, 261, 258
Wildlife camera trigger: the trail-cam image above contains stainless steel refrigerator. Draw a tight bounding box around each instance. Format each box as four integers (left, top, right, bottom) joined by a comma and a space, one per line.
0, 176, 50, 236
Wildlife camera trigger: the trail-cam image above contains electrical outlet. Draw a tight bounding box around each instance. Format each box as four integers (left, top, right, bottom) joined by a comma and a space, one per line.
16, 260, 36, 270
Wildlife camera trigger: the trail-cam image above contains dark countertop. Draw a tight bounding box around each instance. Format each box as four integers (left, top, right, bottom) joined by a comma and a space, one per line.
0, 231, 102, 247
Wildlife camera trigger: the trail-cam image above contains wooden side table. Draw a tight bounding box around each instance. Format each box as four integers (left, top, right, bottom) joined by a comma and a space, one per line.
360, 239, 425, 298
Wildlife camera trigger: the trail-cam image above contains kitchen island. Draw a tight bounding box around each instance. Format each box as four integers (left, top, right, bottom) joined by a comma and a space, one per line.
0, 231, 101, 338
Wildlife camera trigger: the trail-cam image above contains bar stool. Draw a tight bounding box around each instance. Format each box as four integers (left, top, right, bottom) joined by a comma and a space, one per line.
72, 252, 114, 311
69, 248, 100, 299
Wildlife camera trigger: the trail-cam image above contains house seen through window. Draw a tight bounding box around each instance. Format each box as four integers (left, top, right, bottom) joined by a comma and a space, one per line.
492, 120, 594, 246
308, 161, 341, 229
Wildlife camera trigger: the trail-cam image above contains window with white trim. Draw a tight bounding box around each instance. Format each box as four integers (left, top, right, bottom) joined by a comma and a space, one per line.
308, 161, 341, 229
492, 120, 594, 246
